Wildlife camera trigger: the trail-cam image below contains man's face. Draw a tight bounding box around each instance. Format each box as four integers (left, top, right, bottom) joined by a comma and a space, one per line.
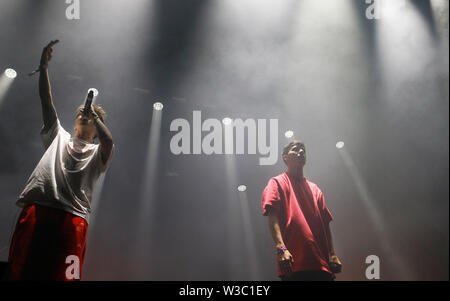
74, 111, 97, 137
283, 143, 306, 168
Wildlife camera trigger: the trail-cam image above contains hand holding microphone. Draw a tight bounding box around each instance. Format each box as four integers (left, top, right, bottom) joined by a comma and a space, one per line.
83, 90, 101, 122
83, 90, 94, 116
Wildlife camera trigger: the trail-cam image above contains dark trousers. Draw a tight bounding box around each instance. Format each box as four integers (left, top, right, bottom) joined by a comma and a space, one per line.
280, 270, 334, 281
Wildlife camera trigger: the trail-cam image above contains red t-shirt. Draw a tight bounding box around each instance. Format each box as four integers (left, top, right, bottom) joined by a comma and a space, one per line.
261, 172, 333, 277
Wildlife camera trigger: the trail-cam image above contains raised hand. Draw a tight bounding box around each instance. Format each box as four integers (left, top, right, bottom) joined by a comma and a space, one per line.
40, 40, 59, 66
89, 104, 99, 119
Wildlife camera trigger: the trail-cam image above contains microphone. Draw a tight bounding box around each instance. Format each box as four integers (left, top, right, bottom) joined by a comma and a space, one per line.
83, 90, 94, 115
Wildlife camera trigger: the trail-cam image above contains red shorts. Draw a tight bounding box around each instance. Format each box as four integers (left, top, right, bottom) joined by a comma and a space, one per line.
8, 204, 88, 281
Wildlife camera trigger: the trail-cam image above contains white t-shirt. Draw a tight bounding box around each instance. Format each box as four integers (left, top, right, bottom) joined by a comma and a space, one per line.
17, 119, 113, 223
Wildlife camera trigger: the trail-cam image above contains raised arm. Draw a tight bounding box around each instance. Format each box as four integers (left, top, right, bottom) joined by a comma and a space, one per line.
39, 40, 59, 131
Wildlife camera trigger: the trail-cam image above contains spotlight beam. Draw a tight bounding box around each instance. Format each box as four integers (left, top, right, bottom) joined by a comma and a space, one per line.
338, 146, 415, 280
134, 104, 163, 279
223, 123, 260, 280
0, 70, 17, 109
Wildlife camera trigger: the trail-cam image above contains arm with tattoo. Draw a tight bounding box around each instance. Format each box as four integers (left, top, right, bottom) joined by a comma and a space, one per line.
91, 109, 114, 165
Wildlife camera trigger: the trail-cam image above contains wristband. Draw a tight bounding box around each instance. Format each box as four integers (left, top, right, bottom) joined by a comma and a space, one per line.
276, 246, 288, 255
93, 114, 104, 123
39, 63, 48, 71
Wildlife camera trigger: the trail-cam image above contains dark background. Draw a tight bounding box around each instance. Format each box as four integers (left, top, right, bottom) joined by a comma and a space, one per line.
0, 0, 448, 280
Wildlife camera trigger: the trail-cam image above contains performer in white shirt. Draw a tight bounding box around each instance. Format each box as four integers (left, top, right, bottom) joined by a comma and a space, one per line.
8, 40, 114, 280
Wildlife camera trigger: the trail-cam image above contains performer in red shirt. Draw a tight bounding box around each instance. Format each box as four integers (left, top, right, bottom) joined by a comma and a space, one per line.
262, 140, 342, 281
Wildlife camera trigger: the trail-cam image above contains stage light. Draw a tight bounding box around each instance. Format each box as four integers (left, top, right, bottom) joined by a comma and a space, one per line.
222, 117, 232, 125
1, 69, 18, 108
88, 88, 99, 97
336, 141, 345, 149
4, 68, 17, 79
236, 181, 260, 279
285, 130, 294, 138
153, 102, 163, 111
237, 185, 247, 192
225, 152, 260, 279
139, 100, 164, 223
376, 0, 436, 99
